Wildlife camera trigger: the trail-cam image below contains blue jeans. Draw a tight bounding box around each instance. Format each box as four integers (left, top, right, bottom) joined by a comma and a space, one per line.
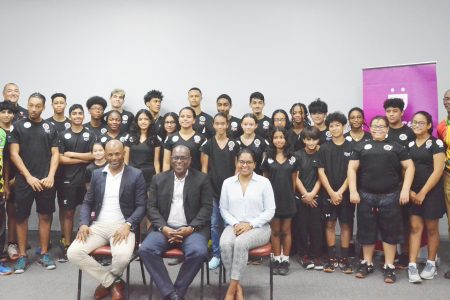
211, 199, 224, 258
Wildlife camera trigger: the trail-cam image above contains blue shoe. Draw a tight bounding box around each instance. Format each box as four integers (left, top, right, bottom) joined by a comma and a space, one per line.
0, 262, 13, 275
38, 253, 56, 270
14, 256, 29, 274
208, 257, 221, 270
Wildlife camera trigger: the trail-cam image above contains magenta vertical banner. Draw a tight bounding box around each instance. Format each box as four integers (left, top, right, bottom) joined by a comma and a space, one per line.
362, 62, 438, 134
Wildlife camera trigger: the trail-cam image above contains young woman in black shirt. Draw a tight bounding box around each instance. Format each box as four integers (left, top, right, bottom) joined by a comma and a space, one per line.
344, 107, 371, 146
157, 112, 180, 169
99, 110, 130, 162
238, 113, 268, 175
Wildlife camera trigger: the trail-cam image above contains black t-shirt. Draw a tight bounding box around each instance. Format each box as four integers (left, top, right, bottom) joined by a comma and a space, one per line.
85, 161, 107, 183
46, 117, 71, 133
319, 128, 332, 145
408, 137, 445, 192
237, 135, 269, 175
227, 116, 243, 139
128, 134, 161, 185
153, 115, 164, 136
316, 140, 353, 195
286, 127, 306, 152
200, 137, 239, 199
12, 105, 28, 123
59, 128, 96, 186
83, 122, 108, 141
163, 131, 206, 171
255, 115, 272, 140
1, 127, 17, 179
103, 110, 135, 133
386, 125, 415, 148
351, 140, 410, 193
8, 118, 59, 179
261, 155, 298, 215
193, 111, 214, 139
99, 131, 130, 147
344, 131, 372, 149
294, 148, 319, 192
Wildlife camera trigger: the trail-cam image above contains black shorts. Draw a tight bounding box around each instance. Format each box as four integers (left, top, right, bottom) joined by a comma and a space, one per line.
410, 186, 446, 220
356, 190, 402, 245
14, 176, 56, 219
54, 177, 65, 199
320, 195, 355, 225
57, 184, 86, 210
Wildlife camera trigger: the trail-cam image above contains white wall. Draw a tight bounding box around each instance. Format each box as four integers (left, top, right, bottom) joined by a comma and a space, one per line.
1, 0, 450, 234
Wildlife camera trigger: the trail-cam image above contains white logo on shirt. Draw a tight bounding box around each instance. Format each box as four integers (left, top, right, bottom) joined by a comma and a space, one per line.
228, 141, 235, 150
364, 144, 372, 150
408, 141, 415, 148
344, 152, 352, 157
83, 132, 90, 138
254, 139, 261, 147
267, 158, 274, 164
384, 145, 393, 151
426, 140, 432, 149
399, 134, 407, 141
64, 122, 71, 129
101, 128, 107, 134
101, 137, 107, 143
436, 139, 444, 148
345, 136, 353, 142
122, 115, 129, 121
172, 135, 179, 143
326, 131, 332, 138
119, 136, 126, 142
263, 120, 270, 129
64, 133, 72, 140
231, 122, 238, 130
42, 123, 50, 133
289, 156, 296, 165
199, 116, 206, 125
194, 135, 201, 144
24, 122, 31, 128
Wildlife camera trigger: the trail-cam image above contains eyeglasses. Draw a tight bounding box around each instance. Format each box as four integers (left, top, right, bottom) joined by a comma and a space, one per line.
412, 120, 427, 127
371, 125, 387, 130
238, 160, 254, 165
171, 156, 190, 161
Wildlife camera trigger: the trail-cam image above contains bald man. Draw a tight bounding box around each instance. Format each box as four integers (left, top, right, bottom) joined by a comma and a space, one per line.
68, 140, 147, 300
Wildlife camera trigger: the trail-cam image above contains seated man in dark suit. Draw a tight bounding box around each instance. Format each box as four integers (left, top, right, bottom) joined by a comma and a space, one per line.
139, 145, 212, 300
67, 140, 147, 300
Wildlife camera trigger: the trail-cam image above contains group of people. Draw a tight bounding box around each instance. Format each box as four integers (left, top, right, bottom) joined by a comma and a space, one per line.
0, 82, 450, 300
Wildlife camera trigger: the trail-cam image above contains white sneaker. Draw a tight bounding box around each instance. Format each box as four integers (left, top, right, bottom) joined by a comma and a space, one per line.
420, 262, 437, 280
408, 265, 422, 283
208, 257, 221, 270
7, 243, 19, 260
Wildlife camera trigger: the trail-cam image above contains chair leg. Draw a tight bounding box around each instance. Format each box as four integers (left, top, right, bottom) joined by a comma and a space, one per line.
218, 263, 222, 299
140, 260, 147, 285
222, 264, 226, 283
270, 254, 273, 300
206, 259, 210, 285
149, 277, 153, 300
77, 269, 82, 300
200, 262, 204, 300
126, 265, 130, 300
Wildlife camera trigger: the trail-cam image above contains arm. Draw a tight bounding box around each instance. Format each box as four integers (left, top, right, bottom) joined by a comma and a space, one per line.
201, 153, 208, 174
248, 179, 276, 228
3, 158, 10, 200
347, 160, 360, 204
154, 146, 161, 174
63, 151, 94, 161
291, 171, 297, 193
124, 146, 130, 165
10, 143, 43, 191
318, 167, 341, 204
79, 172, 97, 227
59, 154, 86, 165
414, 153, 445, 204
125, 171, 147, 229
219, 181, 240, 226
188, 176, 213, 229
399, 159, 415, 205
337, 178, 349, 195
41, 146, 59, 188
163, 149, 171, 171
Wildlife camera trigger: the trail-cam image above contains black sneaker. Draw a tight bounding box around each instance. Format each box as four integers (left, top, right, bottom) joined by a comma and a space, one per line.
383, 266, 396, 284
323, 258, 337, 273
299, 255, 314, 270
279, 261, 290, 276
57, 249, 68, 263
339, 257, 353, 274
272, 260, 280, 275
355, 261, 373, 278
394, 253, 408, 270
313, 258, 323, 270
348, 243, 356, 259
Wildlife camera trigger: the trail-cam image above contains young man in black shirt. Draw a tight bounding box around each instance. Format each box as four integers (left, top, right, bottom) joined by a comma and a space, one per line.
188, 87, 214, 138
317, 112, 354, 274
58, 104, 95, 262
249, 91, 272, 140
84, 96, 108, 140
2, 82, 28, 122
216, 94, 242, 139
383, 97, 415, 269
103, 89, 135, 134
308, 98, 330, 145
9, 93, 59, 273
144, 89, 164, 136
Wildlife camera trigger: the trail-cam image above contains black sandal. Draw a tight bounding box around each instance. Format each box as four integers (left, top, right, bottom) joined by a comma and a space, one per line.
444, 270, 450, 279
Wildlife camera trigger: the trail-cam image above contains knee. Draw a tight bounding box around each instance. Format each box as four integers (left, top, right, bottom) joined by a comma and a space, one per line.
38, 214, 52, 223
67, 244, 84, 264
426, 224, 439, 236
234, 239, 249, 252
64, 210, 75, 218
114, 252, 131, 266
186, 244, 208, 260
271, 230, 281, 238
410, 222, 423, 234
325, 222, 335, 230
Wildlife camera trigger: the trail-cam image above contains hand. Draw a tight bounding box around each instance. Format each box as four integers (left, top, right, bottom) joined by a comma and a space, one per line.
350, 191, 360, 204
330, 191, 342, 205
76, 225, 91, 243
112, 223, 131, 245
162, 226, 182, 244
234, 222, 252, 236
409, 191, 417, 203
26, 175, 44, 192
308, 198, 318, 208
3, 183, 10, 201
414, 191, 426, 205
399, 189, 410, 205
302, 192, 315, 204
40, 176, 55, 189
175, 226, 194, 238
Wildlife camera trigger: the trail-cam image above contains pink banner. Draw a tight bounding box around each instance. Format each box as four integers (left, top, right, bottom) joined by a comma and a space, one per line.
363, 63, 438, 134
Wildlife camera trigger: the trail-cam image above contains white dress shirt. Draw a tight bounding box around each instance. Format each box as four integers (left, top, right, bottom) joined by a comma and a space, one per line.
167, 171, 188, 228
97, 165, 126, 223
220, 172, 276, 228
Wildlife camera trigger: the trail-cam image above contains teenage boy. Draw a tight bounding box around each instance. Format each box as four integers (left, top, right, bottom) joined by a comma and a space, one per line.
84, 96, 108, 140
9, 93, 59, 273
144, 89, 164, 135
2, 83, 28, 122
294, 126, 323, 270
57, 104, 95, 262
316, 112, 354, 274
308, 99, 330, 145
103, 88, 134, 133
0, 101, 18, 261
46, 93, 71, 132
384, 97, 414, 269
216, 94, 242, 139
188, 87, 214, 138
249, 91, 272, 140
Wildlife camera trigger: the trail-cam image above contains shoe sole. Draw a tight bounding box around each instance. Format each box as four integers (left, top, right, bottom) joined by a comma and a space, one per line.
409, 278, 422, 283
314, 267, 323, 270
420, 273, 437, 280
341, 269, 353, 274
355, 273, 366, 279
14, 269, 25, 274
306, 265, 315, 270
38, 261, 56, 270
384, 278, 396, 284
0, 271, 13, 275
323, 268, 335, 273
57, 259, 68, 263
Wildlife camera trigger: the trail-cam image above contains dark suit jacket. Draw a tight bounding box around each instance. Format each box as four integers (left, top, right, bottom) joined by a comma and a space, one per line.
79, 164, 147, 231
147, 168, 212, 238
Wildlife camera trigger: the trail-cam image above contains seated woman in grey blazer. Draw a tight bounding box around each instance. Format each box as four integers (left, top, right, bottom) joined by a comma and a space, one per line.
220, 148, 276, 300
